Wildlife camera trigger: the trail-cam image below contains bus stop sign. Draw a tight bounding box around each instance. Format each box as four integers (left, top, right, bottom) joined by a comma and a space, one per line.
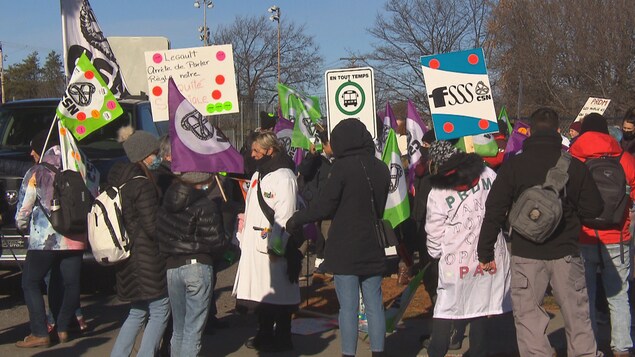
325, 67, 376, 139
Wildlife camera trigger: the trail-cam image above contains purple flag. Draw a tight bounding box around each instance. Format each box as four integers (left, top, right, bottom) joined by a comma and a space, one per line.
405, 100, 428, 188
374, 102, 399, 158
504, 120, 530, 161
274, 116, 303, 167
168, 77, 244, 173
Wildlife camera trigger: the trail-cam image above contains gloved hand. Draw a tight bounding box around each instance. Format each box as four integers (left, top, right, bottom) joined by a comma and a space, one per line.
284, 237, 303, 284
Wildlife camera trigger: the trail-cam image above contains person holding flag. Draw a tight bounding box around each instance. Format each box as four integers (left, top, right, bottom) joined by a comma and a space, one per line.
286, 119, 390, 357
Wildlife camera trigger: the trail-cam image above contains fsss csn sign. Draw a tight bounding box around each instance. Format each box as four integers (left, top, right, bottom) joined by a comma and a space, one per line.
421, 48, 497, 140
325, 67, 376, 139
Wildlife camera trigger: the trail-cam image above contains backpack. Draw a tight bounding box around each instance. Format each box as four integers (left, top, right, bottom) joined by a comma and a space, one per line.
87, 176, 145, 266
508, 152, 571, 244
581, 154, 628, 229
39, 163, 94, 236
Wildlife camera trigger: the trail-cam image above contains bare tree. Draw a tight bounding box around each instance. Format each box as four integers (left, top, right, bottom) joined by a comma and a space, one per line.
213, 15, 323, 105
489, 0, 635, 119
365, 0, 494, 111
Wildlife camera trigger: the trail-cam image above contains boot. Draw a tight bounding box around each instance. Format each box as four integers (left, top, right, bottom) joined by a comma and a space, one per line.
397, 265, 411, 286
15, 334, 50, 348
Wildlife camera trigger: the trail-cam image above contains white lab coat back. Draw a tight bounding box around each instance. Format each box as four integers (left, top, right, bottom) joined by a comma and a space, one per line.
232, 167, 301, 305
425, 167, 512, 319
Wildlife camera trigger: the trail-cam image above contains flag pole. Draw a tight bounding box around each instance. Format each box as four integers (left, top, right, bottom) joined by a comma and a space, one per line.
214, 174, 228, 202
39, 116, 59, 164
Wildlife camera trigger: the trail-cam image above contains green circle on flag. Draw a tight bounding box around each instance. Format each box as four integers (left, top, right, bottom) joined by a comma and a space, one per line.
335, 81, 365, 116
215, 103, 224, 112
206, 103, 216, 113
223, 101, 233, 111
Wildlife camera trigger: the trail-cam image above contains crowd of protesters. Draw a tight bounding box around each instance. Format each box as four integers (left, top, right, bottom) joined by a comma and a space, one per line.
10, 105, 635, 357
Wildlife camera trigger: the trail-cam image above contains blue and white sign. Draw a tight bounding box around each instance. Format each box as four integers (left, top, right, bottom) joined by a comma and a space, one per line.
421, 48, 497, 140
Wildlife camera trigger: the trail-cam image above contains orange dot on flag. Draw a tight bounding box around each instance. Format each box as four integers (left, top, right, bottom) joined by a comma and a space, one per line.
91, 110, 100, 118
60, 128, 67, 136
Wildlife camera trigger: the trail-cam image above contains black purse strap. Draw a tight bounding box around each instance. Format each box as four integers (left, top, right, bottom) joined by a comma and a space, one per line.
359, 159, 380, 219
256, 172, 275, 227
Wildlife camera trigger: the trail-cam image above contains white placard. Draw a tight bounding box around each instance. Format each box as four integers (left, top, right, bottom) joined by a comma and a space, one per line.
144, 45, 239, 121
325, 67, 377, 139
575, 97, 611, 122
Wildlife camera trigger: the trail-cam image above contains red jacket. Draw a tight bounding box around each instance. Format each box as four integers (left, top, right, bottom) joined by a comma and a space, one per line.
569, 131, 635, 245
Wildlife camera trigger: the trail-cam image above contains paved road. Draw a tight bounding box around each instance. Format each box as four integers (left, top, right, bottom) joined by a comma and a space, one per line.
0, 261, 613, 357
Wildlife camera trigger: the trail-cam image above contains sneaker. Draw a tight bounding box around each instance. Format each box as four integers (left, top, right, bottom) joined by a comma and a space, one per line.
397, 265, 411, 286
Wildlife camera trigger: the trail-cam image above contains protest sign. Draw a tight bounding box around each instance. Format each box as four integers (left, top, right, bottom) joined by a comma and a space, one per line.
325, 67, 376, 139
421, 48, 497, 140
145, 45, 239, 120
575, 97, 611, 122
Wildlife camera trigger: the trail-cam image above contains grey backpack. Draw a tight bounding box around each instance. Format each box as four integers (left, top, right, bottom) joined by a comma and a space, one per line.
508, 152, 571, 243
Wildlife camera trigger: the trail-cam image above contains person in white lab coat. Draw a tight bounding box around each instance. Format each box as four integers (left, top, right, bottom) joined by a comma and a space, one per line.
425, 140, 511, 357
232, 131, 300, 353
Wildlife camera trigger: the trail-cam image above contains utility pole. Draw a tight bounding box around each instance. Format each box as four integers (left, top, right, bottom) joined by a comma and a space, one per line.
339, 56, 366, 68
0, 42, 4, 103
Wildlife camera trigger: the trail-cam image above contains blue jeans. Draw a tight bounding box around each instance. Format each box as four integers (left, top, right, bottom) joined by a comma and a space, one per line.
167, 263, 213, 357
581, 243, 633, 352
111, 297, 170, 357
334, 275, 385, 355
22, 250, 82, 337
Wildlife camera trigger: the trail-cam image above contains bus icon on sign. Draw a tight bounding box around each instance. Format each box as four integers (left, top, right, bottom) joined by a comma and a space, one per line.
342, 90, 359, 107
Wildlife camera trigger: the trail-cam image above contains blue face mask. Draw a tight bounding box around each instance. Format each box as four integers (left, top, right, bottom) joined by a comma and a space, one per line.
148, 156, 162, 170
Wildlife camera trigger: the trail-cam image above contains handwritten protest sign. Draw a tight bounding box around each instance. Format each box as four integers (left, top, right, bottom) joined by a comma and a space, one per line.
144, 45, 239, 120
421, 48, 497, 140
575, 97, 611, 122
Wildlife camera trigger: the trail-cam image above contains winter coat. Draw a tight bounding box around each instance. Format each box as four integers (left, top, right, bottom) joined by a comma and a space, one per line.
621, 136, 635, 156
157, 181, 228, 268
108, 162, 166, 302
569, 131, 635, 245
426, 153, 511, 319
478, 131, 604, 262
298, 151, 333, 208
289, 119, 390, 276
15, 146, 86, 251
232, 152, 300, 305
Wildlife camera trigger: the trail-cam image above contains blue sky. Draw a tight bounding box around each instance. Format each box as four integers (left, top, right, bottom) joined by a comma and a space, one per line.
0, 0, 383, 74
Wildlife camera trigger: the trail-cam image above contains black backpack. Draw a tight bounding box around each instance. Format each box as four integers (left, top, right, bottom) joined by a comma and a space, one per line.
38, 163, 94, 236
582, 154, 628, 229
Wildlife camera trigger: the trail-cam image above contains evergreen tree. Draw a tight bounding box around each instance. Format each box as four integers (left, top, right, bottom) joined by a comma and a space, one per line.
39, 51, 65, 98
5, 51, 40, 101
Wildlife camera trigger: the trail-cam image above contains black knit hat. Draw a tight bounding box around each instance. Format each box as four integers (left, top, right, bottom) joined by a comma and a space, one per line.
581, 113, 609, 134
30, 129, 59, 156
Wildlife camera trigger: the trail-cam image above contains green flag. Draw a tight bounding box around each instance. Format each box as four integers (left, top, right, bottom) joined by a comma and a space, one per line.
381, 129, 410, 228
277, 83, 322, 150
498, 106, 513, 137
56, 53, 123, 140
455, 133, 499, 157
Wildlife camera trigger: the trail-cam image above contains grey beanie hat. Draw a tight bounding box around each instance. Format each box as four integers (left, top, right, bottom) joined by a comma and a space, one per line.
118, 126, 159, 163
429, 140, 459, 167
180, 171, 213, 184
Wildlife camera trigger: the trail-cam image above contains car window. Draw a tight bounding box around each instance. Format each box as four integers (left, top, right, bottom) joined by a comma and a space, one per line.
0, 107, 56, 147
136, 103, 159, 136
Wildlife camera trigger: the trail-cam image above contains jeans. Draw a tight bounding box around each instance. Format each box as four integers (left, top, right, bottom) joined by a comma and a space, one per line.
167, 263, 213, 357
581, 243, 633, 352
334, 274, 385, 355
22, 250, 82, 337
111, 297, 170, 357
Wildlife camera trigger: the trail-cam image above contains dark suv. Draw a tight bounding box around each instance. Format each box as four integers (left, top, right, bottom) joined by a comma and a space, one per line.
0, 97, 160, 267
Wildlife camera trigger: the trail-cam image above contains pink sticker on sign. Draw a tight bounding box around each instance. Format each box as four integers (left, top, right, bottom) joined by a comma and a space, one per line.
76, 126, 86, 135
153, 53, 163, 64
106, 100, 117, 110
216, 51, 226, 61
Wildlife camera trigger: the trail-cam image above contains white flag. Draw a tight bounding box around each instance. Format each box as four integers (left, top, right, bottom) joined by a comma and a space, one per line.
61, 0, 128, 98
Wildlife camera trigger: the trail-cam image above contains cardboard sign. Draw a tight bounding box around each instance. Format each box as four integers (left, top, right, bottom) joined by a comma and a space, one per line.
144, 45, 239, 121
325, 67, 377, 139
421, 48, 497, 140
575, 97, 611, 122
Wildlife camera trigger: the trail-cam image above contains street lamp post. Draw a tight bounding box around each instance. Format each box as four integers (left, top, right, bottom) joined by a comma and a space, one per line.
194, 0, 214, 46
268, 5, 281, 84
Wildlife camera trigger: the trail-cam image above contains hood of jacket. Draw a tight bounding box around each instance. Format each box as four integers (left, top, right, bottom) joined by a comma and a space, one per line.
330, 119, 375, 159
107, 161, 146, 187
41, 145, 62, 169
569, 131, 623, 160
162, 182, 207, 213
257, 150, 295, 177
429, 153, 485, 190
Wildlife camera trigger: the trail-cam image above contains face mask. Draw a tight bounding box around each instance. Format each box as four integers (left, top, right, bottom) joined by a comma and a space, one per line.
254, 154, 272, 166
623, 131, 635, 141
148, 156, 162, 170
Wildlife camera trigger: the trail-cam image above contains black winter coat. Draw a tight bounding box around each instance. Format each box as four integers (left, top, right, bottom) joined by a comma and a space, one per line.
157, 182, 228, 263
108, 162, 167, 302
290, 119, 390, 276
298, 152, 333, 208
478, 131, 603, 262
